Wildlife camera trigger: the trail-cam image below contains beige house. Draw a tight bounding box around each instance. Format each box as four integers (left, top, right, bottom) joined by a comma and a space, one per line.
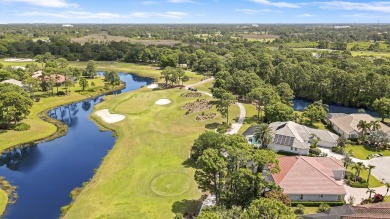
1, 79, 23, 87
328, 113, 390, 139
243, 121, 339, 155
265, 156, 346, 202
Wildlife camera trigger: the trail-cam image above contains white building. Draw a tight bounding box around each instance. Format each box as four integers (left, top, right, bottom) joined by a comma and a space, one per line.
243, 121, 339, 155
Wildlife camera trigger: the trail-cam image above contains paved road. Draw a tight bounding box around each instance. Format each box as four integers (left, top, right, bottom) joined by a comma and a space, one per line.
344, 184, 388, 204
186, 78, 246, 134
369, 157, 390, 183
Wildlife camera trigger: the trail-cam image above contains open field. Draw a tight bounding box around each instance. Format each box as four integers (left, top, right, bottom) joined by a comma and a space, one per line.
0, 189, 7, 217
347, 41, 388, 51
63, 82, 240, 218
345, 145, 390, 160
71, 34, 182, 46
351, 51, 390, 58
239, 34, 278, 42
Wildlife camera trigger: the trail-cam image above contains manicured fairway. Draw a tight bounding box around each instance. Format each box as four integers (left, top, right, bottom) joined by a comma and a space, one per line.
63, 84, 239, 218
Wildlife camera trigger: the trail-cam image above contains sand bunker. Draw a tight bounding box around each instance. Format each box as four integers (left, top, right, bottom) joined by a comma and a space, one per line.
155, 99, 171, 105
147, 84, 158, 89
95, 109, 125, 123
4, 58, 34, 62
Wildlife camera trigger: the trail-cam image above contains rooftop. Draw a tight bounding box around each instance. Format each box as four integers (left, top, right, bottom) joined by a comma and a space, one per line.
330, 113, 390, 134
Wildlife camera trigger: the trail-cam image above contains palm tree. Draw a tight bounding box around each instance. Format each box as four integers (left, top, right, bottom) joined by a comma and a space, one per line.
253, 123, 273, 149
351, 162, 366, 181
357, 120, 369, 136
385, 182, 390, 196
370, 120, 381, 131
366, 188, 376, 199
343, 149, 354, 169
366, 164, 376, 185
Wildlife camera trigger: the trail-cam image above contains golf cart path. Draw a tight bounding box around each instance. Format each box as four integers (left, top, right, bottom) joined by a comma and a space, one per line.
185, 77, 246, 134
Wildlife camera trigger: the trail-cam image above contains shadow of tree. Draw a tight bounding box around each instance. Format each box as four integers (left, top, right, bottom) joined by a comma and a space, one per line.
172, 199, 203, 218
205, 122, 220, 130
182, 158, 197, 168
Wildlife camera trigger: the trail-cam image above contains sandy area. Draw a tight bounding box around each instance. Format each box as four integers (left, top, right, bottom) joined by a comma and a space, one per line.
95, 109, 125, 123
155, 99, 171, 105
147, 84, 158, 89
4, 58, 34, 62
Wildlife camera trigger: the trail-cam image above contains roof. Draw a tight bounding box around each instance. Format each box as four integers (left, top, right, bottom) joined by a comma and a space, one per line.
304, 203, 390, 219
330, 113, 390, 134
1, 79, 23, 87
268, 121, 339, 149
271, 156, 346, 195
43, 74, 66, 83
303, 205, 355, 219
32, 71, 42, 78
326, 113, 348, 120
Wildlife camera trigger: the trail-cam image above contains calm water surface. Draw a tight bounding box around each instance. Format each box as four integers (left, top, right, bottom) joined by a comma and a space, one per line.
0, 73, 153, 219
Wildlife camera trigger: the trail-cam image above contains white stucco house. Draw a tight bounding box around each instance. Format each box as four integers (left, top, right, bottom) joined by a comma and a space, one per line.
1, 79, 24, 88
264, 156, 346, 202
327, 113, 390, 139
243, 121, 339, 155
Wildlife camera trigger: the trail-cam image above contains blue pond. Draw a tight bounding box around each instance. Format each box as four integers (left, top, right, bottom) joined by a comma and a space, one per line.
293, 98, 379, 117
0, 73, 153, 219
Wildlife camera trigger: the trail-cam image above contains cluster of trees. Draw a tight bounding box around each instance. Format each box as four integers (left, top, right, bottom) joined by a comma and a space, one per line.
190, 132, 296, 217
0, 83, 33, 128
160, 67, 189, 86
357, 120, 390, 150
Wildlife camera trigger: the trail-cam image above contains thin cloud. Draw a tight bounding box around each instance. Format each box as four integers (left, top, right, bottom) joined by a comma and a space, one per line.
236, 9, 260, 15
19, 11, 121, 19
250, 0, 300, 8
2, 0, 77, 8
141, 1, 160, 5
129, 11, 188, 19
167, 0, 195, 3
297, 13, 313, 17
313, 1, 390, 13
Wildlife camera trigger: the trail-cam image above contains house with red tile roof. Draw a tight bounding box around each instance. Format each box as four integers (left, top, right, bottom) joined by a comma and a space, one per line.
265, 156, 346, 202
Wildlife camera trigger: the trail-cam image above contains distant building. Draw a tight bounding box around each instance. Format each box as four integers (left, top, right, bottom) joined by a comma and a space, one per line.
62, 24, 74, 27
328, 113, 390, 139
243, 121, 339, 155
265, 156, 346, 202
11, 66, 26, 70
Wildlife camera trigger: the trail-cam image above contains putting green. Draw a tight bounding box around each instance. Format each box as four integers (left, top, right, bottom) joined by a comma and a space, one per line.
151, 173, 191, 197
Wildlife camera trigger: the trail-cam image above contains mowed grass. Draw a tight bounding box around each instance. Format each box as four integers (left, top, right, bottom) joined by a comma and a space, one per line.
0, 189, 7, 217
63, 84, 240, 218
347, 166, 383, 188
345, 145, 390, 160
351, 51, 390, 58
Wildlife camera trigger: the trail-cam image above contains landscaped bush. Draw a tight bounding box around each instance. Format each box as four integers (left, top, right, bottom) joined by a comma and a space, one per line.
345, 179, 368, 188
291, 201, 344, 207
216, 123, 230, 133
294, 204, 305, 214
57, 91, 66, 95
12, 123, 31, 131
277, 150, 300, 156
317, 203, 330, 213
309, 148, 322, 156
332, 146, 344, 154
373, 194, 384, 203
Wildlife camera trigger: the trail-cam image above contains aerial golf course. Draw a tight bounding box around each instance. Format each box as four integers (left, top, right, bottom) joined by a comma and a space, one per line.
62, 74, 240, 218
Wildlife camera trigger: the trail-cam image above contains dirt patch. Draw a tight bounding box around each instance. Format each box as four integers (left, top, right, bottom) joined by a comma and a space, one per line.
182, 99, 212, 114
180, 92, 202, 98
196, 112, 217, 121
239, 34, 279, 40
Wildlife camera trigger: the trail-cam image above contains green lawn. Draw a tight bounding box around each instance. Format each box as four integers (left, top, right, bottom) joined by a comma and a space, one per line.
239, 103, 259, 135
0, 189, 7, 217
345, 145, 390, 160
351, 51, 390, 58
385, 196, 390, 202
347, 166, 383, 188
291, 206, 318, 215
63, 81, 240, 218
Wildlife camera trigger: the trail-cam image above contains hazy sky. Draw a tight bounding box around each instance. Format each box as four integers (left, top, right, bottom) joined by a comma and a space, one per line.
0, 0, 389, 23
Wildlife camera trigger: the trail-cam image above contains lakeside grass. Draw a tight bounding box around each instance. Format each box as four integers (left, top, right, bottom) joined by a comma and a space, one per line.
0, 189, 7, 217
63, 82, 240, 218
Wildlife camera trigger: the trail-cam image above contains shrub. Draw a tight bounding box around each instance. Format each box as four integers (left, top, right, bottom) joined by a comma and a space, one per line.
12, 123, 30, 131
317, 203, 330, 213
57, 91, 66, 95
216, 123, 230, 133
309, 148, 322, 156
291, 201, 344, 207
332, 146, 344, 154
373, 194, 384, 203
294, 204, 305, 214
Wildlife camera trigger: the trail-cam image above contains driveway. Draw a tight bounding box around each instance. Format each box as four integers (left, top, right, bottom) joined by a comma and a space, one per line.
319, 147, 369, 165
344, 184, 388, 204
369, 157, 390, 183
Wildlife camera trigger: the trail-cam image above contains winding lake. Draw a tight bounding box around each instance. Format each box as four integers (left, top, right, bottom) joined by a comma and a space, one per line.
0, 73, 153, 219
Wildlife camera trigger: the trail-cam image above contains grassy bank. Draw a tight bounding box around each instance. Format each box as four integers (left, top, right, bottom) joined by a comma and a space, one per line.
0, 189, 7, 216
346, 145, 390, 160
63, 83, 240, 218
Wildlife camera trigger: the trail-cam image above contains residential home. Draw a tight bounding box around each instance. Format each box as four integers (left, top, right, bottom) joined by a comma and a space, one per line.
303, 202, 390, 219
243, 121, 339, 155
328, 113, 390, 139
264, 156, 346, 202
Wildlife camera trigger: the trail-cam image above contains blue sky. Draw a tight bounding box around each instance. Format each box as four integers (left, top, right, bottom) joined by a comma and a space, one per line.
1, 0, 390, 23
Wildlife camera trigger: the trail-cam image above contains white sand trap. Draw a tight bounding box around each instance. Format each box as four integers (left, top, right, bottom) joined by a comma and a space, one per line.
95, 109, 125, 123
4, 58, 34, 62
155, 99, 171, 105
147, 84, 158, 89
